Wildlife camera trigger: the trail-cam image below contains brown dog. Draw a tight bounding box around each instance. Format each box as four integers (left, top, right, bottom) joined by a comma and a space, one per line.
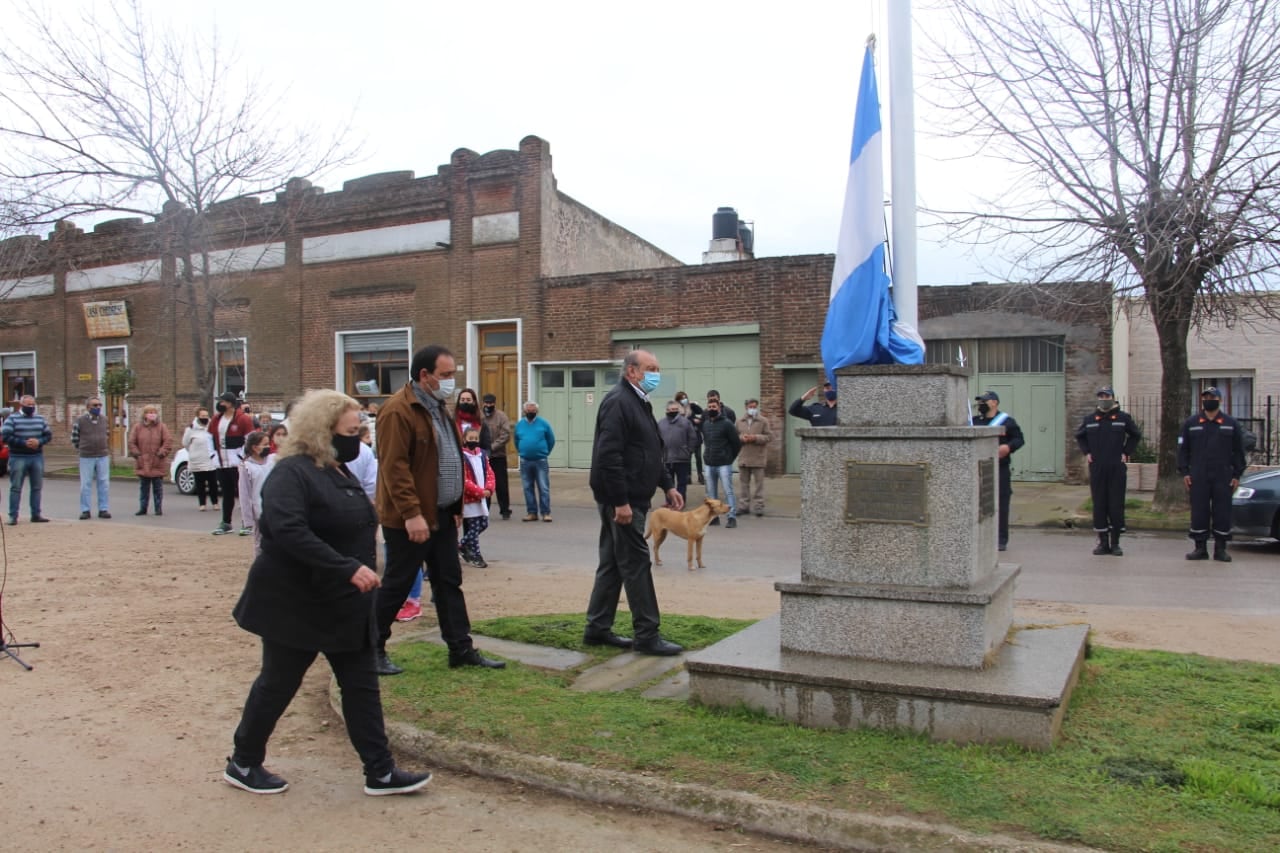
644, 498, 730, 571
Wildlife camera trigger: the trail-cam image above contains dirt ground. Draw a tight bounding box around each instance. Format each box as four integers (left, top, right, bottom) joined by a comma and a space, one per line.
3, 523, 1277, 852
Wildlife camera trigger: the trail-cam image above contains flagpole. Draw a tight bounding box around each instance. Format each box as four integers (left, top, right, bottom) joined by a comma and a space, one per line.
887, 0, 918, 333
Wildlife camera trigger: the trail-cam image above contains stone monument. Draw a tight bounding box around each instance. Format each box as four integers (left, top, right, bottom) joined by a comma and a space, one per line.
685, 365, 1088, 749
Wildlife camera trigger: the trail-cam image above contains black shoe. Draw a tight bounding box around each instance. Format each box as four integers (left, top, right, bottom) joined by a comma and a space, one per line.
155, 509, 163, 516
7, 518, 15, 526
374, 651, 403, 676
1110, 544, 1124, 557
98, 511, 111, 519
501, 512, 511, 520
725, 517, 737, 529
79, 511, 91, 520
223, 759, 289, 795
583, 631, 633, 649
31, 516, 49, 523
1092, 542, 1111, 555
633, 637, 684, 656
364, 767, 432, 797
1186, 545, 1209, 561
709, 517, 720, 526
998, 543, 1007, 552
697, 476, 706, 485
468, 553, 488, 568
448, 648, 506, 669
1213, 545, 1232, 563
135, 509, 147, 516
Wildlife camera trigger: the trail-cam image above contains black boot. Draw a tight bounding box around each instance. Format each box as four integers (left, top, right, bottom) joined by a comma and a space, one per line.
1185, 540, 1209, 561
1091, 532, 1111, 556
1213, 537, 1232, 563
1109, 530, 1123, 557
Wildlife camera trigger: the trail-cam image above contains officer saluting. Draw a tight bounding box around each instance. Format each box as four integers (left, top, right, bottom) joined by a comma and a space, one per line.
971, 390, 1024, 552
1075, 387, 1142, 556
1176, 387, 1247, 562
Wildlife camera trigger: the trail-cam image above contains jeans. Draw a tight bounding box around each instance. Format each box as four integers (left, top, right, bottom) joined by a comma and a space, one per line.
9, 454, 44, 520
519, 457, 551, 516
79, 456, 111, 513
704, 463, 736, 518
138, 476, 163, 512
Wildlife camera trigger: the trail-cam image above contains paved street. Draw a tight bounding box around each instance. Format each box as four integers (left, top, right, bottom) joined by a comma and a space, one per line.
25, 475, 1280, 616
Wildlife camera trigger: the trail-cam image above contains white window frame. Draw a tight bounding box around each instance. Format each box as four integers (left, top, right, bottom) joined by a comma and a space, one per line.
335, 327, 413, 397
466, 318, 522, 400
214, 337, 248, 399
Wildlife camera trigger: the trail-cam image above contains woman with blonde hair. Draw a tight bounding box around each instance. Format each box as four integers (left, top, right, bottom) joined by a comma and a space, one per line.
225, 388, 430, 797
128, 404, 173, 516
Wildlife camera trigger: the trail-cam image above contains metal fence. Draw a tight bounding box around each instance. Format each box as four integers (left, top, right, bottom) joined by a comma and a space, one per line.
1127, 395, 1278, 466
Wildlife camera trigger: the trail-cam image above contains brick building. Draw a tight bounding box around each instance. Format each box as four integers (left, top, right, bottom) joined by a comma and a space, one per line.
0, 134, 1109, 480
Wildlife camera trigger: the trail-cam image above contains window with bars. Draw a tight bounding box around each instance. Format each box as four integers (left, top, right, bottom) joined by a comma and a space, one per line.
1, 351, 36, 402
215, 338, 247, 398
924, 337, 1064, 373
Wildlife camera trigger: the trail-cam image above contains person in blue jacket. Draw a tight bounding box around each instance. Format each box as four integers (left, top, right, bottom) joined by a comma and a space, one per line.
514, 400, 556, 522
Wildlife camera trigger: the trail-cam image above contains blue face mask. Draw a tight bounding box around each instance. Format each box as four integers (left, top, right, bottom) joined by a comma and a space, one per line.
639, 372, 661, 394
89, 407, 102, 416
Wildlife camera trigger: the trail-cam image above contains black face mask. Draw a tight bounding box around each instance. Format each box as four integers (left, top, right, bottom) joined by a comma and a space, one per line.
666, 412, 678, 420
483, 405, 494, 415
216, 403, 227, 413
1202, 400, 1220, 413
458, 402, 477, 414
524, 412, 537, 421
197, 417, 209, 426
332, 432, 362, 464
977, 403, 990, 416
708, 410, 720, 419
464, 440, 480, 449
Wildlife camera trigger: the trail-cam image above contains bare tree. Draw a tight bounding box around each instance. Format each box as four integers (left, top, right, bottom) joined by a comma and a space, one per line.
0, 0, 356, 402
920, 0, 1280, 509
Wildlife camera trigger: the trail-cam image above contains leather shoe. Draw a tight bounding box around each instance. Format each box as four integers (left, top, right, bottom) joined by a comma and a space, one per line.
583, 631, 633, 649
374, 652, 403, 676
80, 511, 91, 520
448, 648, 506, 669
98, 511, 111, 519
633, 637, 684, 656
31, 516, 50, 523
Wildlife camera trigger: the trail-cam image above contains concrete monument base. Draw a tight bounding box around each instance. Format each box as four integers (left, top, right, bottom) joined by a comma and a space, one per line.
686, 615, 1089, 750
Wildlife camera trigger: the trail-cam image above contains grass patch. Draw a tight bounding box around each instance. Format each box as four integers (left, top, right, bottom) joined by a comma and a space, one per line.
1080, 496, 1187, 529
381, 614, 1280, 852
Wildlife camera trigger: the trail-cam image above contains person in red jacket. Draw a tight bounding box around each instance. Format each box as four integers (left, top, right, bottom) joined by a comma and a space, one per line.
128, 404, 174, 516
208, 391, 256, 535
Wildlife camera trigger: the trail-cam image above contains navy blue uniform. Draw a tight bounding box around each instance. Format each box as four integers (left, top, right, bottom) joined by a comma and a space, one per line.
1075, 409, 1142, 544
971, 411, 1025, 549
1176, 412, 1247, 546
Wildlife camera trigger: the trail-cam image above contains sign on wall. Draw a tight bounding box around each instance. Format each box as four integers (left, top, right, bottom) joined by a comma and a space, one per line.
83, 301, 131, 338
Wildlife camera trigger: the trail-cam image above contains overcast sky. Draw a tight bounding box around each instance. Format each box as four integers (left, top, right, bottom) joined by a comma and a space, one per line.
20, 0, 1000, 286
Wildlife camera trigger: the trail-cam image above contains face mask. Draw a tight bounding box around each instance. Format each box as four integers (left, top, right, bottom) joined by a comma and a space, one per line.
197, 417, 209, 426
458, 401, 477, 414
666, 412, 678, 420
431, 377, 455, 401
675, 397, 686, 405
638, 372, 661, 394
464, 440, 480, 449
145, 413, 157, 423
708, 409, 720, 419
332, 432, 362, 463
524, 411, 537, 421
216, 403, 227, 413
483, 405, 494, 415
1202, 400, 1220, 413
977, 403, 990, 416
21, 406, 34, 417
824, 390, 838, 402
89, 407, 102, 417
746, 407, 758, 417
1097, 399, 1117, 412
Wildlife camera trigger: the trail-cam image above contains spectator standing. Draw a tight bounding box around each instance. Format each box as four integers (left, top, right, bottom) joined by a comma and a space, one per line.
183, 409, 220, 512
705, 390, 736, 425
128, 405, 174, 516
788, 383, 839, 427
735, 398, 773, 517
481, 393, 513, 519
238, 431, 276, 553
656, 399, 698, 503
224, 388, 430, 797
459, 427, 494, 568
584, 349, 684, 655
372, 344, 505, 675
701, 399, 742, 528
1075, 387, 1142, 556
1177, 387, 1248, 562
209, 392, 255, 535
514, 400, 556, 522
970, 391, 1025, 552
72, 395, 112, 520
674, 392, 705, 485
3, 394, 52, 525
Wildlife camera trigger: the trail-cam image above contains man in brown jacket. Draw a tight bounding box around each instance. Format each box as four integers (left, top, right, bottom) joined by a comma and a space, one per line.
735, 398, 772, 518
372, 344, 505, 675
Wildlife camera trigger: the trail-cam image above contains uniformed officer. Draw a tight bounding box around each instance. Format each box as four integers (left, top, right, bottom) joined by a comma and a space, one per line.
971, 390, 1024, 552
788, 382, 838, 427
1075, 387, 1142, 556
1176, 387, 1248, 562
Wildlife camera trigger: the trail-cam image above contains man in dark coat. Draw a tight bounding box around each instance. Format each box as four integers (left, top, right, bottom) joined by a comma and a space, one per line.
1177, 386, 1248, 562
1075, 387, 1142, 556
970, 390, 1025, 552
701, 398, 742, 528
584, 349, 684, 656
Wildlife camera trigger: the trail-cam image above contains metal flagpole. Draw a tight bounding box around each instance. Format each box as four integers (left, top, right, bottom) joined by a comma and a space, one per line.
887, 0, 919, 335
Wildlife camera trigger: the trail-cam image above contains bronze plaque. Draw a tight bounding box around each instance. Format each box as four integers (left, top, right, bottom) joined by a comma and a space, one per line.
845, 462, 928, 525
978, 458, 995, 520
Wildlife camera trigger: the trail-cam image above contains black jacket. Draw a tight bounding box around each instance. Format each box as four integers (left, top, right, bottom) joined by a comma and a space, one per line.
1075, 409, 1142, 464
589, 382, 674, 508
233, 455, 378, 653
971, 410, 1025, 467
1176, 411, 1248, 479
701, 414, 742, 466
789, 398, 838, 426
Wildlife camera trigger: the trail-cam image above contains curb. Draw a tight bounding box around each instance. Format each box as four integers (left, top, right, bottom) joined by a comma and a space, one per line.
330, 683, 1099, 852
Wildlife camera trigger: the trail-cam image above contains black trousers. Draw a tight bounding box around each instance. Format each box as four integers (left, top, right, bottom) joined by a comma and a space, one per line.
998, 463, 1012, 547
585, 503, 662, 642
490, 456, 510, 516
1089, 461, 1128, 534
138, 476, 163, 511
376, 515, 473, 656
1189, 473, 1234, 542
217, 467, 240, 526
232, 637, 393, 778
193, 470, 220, 507
666, 461, 691, 503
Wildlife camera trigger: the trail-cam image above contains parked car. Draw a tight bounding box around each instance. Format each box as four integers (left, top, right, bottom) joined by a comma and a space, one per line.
1231, 468, 1280, 540
169, 448, 194, 495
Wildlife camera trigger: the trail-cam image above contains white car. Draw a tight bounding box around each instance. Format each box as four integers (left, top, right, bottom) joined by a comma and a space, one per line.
169, 448, 195, 495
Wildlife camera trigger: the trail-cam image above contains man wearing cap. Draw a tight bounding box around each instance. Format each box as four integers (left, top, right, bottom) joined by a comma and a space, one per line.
1177, 387, 1247, 562
208, 392, 255, 535
788, 382, 838, 427
1075, 388, 1142, 556
971, 391, 1024, 552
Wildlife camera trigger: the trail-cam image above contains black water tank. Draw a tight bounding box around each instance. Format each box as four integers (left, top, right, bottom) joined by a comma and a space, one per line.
712, 207, 739, 239
738, 221, 754, 253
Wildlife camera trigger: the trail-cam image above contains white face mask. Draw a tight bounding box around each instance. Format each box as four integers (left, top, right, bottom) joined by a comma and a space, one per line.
746, 407, 758, 417
432, 377, 456, 401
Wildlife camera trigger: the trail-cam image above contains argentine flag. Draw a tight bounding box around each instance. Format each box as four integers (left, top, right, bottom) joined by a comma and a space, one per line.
821, 43, 924, 386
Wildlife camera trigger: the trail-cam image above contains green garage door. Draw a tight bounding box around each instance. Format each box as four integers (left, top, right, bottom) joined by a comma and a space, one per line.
625, 336, 761, 417
536, 364, 619, 469
974, 375, 1064, 481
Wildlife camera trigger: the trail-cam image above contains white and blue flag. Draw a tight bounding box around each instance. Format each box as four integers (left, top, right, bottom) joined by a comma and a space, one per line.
820, 42, 924, 385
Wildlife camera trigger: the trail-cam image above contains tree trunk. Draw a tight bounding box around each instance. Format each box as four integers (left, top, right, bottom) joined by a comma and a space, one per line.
1150, 288, 1194, 513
